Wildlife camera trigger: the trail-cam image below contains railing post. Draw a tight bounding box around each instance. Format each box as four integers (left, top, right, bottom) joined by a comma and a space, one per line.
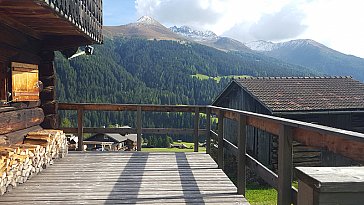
237, 114, 247, 195
194, 107, 199, 152
77, 108, 84, 151
205, 107, 211, 154
136, 106, 142, 151
278, 125, 293, 205
218, 110, 224, 169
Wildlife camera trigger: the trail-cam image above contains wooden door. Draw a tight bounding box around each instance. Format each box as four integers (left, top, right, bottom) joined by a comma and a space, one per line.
11, 62, 39, 102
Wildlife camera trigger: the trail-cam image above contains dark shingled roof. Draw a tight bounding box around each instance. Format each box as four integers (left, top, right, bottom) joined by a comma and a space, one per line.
234, 77, 364, 112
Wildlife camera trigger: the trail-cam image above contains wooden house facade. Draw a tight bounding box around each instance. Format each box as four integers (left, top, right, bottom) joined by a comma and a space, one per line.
0, 0, 102, 144
87, 133, 137, 151
213, 77, 364, 169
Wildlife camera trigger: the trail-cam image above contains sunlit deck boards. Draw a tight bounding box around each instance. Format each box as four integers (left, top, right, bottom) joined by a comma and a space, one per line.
0, 152, 249, 204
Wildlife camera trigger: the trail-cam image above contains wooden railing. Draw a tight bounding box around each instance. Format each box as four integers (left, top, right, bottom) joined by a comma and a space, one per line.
58, 103, 364, 205
43, 0, 103, 43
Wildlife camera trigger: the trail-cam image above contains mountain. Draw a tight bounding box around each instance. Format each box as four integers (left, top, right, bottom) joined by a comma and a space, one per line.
170, 26, 218, 41
246, 39, 364, 81
103, 16, 184, 41
170, 25, 251, 52
55, 37, 316, 130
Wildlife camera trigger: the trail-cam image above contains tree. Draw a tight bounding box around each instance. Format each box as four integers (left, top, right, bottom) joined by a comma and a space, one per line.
60, 118, 72, 127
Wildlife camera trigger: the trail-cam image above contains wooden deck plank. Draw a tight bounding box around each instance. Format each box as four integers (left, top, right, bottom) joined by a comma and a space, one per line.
0, 152, 249, 204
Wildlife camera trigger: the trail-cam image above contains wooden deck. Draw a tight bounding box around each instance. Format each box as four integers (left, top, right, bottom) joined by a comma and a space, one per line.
0, 152, 249, 204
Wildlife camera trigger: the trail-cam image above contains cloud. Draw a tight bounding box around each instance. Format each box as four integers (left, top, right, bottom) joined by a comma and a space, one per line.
136, 0, 306, 40
135, 0, 221, 27
249, 5, 307, 41
134, 0, 364, 57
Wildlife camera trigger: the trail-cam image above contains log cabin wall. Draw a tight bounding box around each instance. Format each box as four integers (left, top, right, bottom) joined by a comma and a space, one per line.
0, 23, 46, 145
0, 0, 103, 145
39, 52, 58, 129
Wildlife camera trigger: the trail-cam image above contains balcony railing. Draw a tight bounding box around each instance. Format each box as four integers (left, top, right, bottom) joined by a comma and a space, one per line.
44, 0, 103, 43
58, 103, 364, 205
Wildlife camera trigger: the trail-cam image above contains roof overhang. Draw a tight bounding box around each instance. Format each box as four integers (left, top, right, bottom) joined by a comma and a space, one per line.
212, 79, 273, 114
0, 0, 103, 50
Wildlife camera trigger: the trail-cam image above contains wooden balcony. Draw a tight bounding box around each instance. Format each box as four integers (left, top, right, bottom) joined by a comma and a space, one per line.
56, 103, 364, 204
0, 0, 102, 50
1, 103, 363, 204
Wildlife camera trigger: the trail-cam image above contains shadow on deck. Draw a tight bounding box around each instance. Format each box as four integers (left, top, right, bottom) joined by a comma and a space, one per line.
0, 152, 249, 204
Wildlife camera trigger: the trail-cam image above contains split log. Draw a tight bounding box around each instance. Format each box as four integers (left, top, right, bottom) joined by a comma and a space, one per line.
0, 129, 67, 196
9, 101, 41, 110
0, 108, 44, 135
5, 125, 42, 145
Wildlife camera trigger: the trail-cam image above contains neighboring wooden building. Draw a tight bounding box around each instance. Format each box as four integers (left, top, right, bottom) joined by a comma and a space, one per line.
87, 133, 137, 151
0, 0, 102, 144
213, 77, 364, 168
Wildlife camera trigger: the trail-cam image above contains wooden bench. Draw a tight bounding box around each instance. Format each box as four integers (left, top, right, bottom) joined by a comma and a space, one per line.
296, 167, 364, 205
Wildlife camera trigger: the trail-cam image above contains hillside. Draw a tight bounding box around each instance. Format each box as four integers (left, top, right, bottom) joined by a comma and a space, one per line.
170, 25, 251, 52
246, 39, 364, 81
104, 16, 184, 41
55, 37, 316, 129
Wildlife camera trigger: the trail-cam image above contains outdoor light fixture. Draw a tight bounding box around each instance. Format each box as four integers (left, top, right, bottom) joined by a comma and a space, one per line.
68, 45, 94, 60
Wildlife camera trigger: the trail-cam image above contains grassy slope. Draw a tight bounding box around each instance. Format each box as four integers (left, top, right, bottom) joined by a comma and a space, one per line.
142, 142, 206, 152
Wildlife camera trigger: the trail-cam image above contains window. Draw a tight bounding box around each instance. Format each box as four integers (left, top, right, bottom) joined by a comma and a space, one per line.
11, 62, 39, 102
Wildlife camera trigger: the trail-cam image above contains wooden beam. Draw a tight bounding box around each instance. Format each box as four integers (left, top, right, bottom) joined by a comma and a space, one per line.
246, 154, 278, 189
136, 106, 142, 151
206, 108, 211, 154
5, 125, 43, 144
0, 14, 43, 40
237, 115, 247, 195
222, 138, 285, 195
247, 116, 280, 136
61, 127, 136, 134
77, 108, 84, 151
0, 108, 44, 135
210, 130, 218, 140
60, 127, 207, 136
223, 110, 239, 121
208, 106, 364, 144
194, 107, 199, 152
293, 128, 364, 163
58, 103, 206, 113
278, 125, 293, 205
218, 110, 224, 169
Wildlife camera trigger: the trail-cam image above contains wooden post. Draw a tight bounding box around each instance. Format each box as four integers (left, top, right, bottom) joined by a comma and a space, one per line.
136, 106, 142, 151
218, 110, 224, 169
278, 125, 293, 205
205, 107, 211, 154
77, 108, 84, 151
194, 107, 199, 152
237, 114, 247, 195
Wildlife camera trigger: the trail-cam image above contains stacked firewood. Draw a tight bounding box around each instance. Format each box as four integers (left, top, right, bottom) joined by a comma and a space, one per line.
0, 130, 67, 195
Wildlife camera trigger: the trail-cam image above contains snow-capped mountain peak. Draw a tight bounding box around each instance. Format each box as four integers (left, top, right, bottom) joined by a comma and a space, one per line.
244, 40, 276, 51
281, 39, 326, 49
170, 26, 218, 41
245, 39, 328, 52
137, 16, 160, 25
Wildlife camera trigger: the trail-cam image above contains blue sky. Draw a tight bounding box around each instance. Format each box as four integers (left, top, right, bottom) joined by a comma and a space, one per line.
103, 0, 364, 58
103, 0, 136, 26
